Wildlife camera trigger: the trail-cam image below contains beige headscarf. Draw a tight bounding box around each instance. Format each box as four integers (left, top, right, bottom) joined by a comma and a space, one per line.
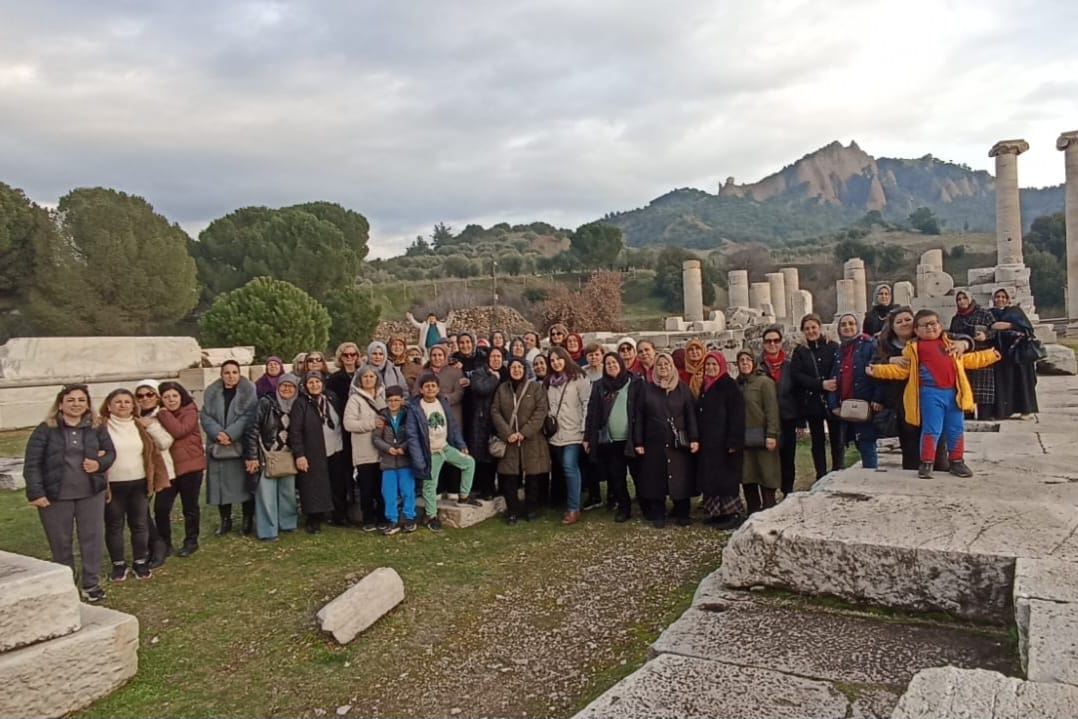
652, 352, 679, 392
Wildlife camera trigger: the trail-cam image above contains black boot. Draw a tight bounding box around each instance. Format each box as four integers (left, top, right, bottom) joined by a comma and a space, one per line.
241, 499, 255, 536
214, 504, 233, 536
178, 509, 200, 555
149, 538, 169, 569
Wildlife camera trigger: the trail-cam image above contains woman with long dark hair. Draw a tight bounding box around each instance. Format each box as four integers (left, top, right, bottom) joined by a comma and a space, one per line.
156, 381, 205, 556
791, 314, 843, 480
696, 351, 745, 529
584, 352, 638, 522
545, 346, 591, 524
990, 288, 1039, 419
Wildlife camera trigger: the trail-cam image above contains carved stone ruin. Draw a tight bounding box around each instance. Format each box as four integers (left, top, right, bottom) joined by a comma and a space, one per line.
748, 282, 772, 312
989, 139, 1030, 267
780, 267, 800, 320
766, 272, 787, 321
1058, 131, 1078, 324
682, 260, 704, 322
728, 270, 750, 309
835, 279, 857, 316
843, 258, 867, 314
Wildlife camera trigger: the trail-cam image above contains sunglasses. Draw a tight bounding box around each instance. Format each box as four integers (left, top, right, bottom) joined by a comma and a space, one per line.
340, 352, 358, 358
307, 356, 324, 362
763, 338, 782, 344
550, 332, 565, 337
136, 392, 157, 399
61, 383, 89, 394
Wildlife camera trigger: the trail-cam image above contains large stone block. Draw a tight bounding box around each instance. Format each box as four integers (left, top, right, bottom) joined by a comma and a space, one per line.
0, 336, 200, 383
0, 550, 81, 651
1014, 558, 1078, 684
1038, 344, 1076, 376
892, 667, 1078, 719
573, 652, 849, 719
200, 346, 255, 367
0, 457, 24, 490
438, 495, 506, 528
316, 567, 404, 644
0, 603, 138, 718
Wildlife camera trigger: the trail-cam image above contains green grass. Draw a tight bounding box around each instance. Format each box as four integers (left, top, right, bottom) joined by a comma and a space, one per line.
0, 429, 31, 457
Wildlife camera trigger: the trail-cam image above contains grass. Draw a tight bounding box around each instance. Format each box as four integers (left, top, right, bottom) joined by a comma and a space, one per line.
0, 429, 31, 457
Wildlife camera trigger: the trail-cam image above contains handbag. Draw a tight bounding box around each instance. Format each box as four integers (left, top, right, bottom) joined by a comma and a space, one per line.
667, 416, 690, 450
210, 442, 242, 460
872, 408, 899, 438
839, 398, 872, 423
744, 428, 767, 448
264, 448, 297, 478
1013, 337, 1047, 364
488, 435, 508, 459
543, 384, 567, 438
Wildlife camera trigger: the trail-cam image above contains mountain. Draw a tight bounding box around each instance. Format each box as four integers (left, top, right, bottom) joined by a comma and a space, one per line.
603, 141, 1064, 248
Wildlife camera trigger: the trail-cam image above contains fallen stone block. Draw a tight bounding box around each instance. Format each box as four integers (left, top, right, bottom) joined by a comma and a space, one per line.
0, 336, 201, 383
892, 666, 1078, 719
0, 457, 24, 490
573, 652, 849, 719
316, 567, 404, 644
200, 346, 255, 367
1014, 557, 1078, 680
1038, 344, 1077, 376
0, 603, 138, 718
437, 495, 506, 528
0, 550, 81, 651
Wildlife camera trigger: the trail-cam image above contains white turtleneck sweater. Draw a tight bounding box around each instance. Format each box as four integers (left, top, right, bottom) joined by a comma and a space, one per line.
107, 416, 145, 483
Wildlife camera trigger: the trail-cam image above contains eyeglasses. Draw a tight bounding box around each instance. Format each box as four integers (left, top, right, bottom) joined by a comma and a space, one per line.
340, 352, 358, 358
307, 356, 324, 362
550, 331, 565, 337
136, 392, 156, 399
917, 321, 940, 329
763, 338, 782, 344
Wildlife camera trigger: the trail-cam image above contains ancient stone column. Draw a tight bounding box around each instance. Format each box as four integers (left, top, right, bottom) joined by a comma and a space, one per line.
765, 272, 787, 320
989, 139, 1030, 267
781, 267, 800, 318
789, 289, 813, 323
728, 270, 750, 308
893, 281, 915, 307
843, 258, 867, 314
682, 260, 704, 322
1058, 131, 1078, 320
836, 279, 856, 316
749, 282, 772, 311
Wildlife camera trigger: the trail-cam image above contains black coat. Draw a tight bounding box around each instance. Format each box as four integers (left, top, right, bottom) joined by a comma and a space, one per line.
583, 374, 639, 460
24, 416, 116, 502
465, 367, 501, 462
790, 340, 839, 420
695, 375, 745, 498
243, 396, 290, 462
287, 392, 338, 515
757, 354, 799, 422
632, 381, 699, 501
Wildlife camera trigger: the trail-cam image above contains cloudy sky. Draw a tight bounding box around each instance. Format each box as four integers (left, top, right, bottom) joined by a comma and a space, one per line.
2, 1, 1075, 257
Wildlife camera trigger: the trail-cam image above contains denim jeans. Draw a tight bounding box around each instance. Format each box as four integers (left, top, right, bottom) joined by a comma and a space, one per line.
553, 443, 582, 512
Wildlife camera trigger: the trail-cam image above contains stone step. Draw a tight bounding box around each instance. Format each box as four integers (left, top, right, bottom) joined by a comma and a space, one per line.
1013, 558, 1078, 685
0, 457, 23, 491
892, 667, 1078, 719
0, 603, 139, 718
0, 550, 81, 652
414, 495, 507, 528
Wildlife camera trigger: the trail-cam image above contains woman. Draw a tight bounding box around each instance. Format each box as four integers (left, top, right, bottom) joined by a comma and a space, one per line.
466, 346, 505, 500
950, 291, 997, 420
531, 353, 549, 383
344, 366, 388, 531
325, 342, 361, 524
423, 343, 466, 496
303, 351, 329, 382
200, 361, 258, 535
545, 346, 592, 524
583, 352, 638, 522
633, 352, 699, 527
134, 379, 176, 568
243, 373, 300, 540
367, 340, 407, 393
680, 338, 707, 397
24, 385, 115, 603
791, 314, 843, 480
696, 351, 745, 529
490, 330, 508, 354
100, 389, 169, 582
255, 356, 285, 397
877, 307, 922, 469
508, 337, 535, 379
828, 313, 883, 469
290, 372, 342, 533
548, 323, 569, 348
758, 326, 799, 496
582, 343, 605, 383
990, 288, 1039, 419
863, 284, 895, 336
737, 351, 780, 513
156, 381, 206, 556
565, 332, 586, 366
492, 358, 550, 523
388, 335, 421, 393
523, 332, 542, 363
291, 353, 308, 378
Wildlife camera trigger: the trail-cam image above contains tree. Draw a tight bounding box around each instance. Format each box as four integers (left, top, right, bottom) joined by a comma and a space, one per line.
833, 238, 876, 266
1027, 247, 1065, 310
0, 183, 53, 306
431, 222, 455, 248
538, 272, 624, 332
908, 207, 941, 235
1025, 212, 1065, 260
191, 203, 366, 303
27, 187, 199, 335
199, 277, 330, 360
876, 244, 905, 273
653, 247, 717, 312
323, 286, 380, 350
570, 222, 623, 269
405, 235, 432, 256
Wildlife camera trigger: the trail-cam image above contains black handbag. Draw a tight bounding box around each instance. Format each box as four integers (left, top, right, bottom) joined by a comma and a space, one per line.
1012, 337, 1047, 364
543, 385, 567, 438
744, 428, 767, 448
210, 442, 242, 460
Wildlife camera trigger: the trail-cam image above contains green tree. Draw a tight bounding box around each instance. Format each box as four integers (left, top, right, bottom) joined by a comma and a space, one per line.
1025, 212, 1065, 260
877, 244, 905, 273
290, 200, 369, 261
653, 247, 717, 312
27, 187, 199, 335
405, 235, 432, 256
833, 238, 876, 266
431, 222, 455, 248
570, 222, 623, 268
0, 183, 53, 307
199, 277, 330, 360
908, 207, 941, 235
323, 286, 380, 350
1026, 247, 1065, 310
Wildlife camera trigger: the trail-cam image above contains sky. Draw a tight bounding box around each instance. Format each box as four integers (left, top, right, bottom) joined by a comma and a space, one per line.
1, 1, 1076, 257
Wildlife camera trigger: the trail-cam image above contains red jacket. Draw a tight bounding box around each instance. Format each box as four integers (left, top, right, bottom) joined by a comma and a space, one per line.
157, 402, 207, 476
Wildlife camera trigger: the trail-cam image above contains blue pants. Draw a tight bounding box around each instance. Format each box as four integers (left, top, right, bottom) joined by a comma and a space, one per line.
254, 473, 297, 539
553, 444, 582, 512
382, 467, 417, 524
844, 421, 878, 469
920, 386, 965, 462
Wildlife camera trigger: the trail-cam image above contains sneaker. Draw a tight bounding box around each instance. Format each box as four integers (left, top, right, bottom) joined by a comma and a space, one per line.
81, 585, 106, 603
376, 522, 390, 531
948, 460, 974, 478
918, 462, 934, 479
132, 561, 152, 580
383, 524, 401, 536
403, 521, 418, 533
458, 496, 483, 507
506, 515, 519, 525
361, 523, 377, 532
583, 496, 603, 511
109, 563, 129, 583
427, 517, 443, 532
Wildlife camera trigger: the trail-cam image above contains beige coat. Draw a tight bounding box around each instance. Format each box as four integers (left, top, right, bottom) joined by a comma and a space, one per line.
343, 390, 383, 466
545, 377, 590, 447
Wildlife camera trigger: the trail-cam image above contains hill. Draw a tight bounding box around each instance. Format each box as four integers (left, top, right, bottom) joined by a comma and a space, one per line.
603, 141, 1064, 248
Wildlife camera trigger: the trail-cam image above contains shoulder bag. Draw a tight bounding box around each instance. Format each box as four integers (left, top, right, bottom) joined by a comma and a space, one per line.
543, 384, 567, 438
838, 398, 872, 423
490, 384, 526, 458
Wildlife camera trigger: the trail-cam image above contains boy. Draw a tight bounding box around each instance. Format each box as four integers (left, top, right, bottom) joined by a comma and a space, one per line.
867, 309, 1000, 479
372, 385, 416, 535
404, 373, 482, 532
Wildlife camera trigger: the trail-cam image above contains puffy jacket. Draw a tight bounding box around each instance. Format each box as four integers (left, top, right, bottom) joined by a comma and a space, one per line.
243, 395, 290, 462
372, 407, 411, 470
24, 415, 116, 502
343, 390, 382, 466
757, 353, 800, 422
404, 395, 467, 481
157, 402, 206, 476
791, 339, 839, 419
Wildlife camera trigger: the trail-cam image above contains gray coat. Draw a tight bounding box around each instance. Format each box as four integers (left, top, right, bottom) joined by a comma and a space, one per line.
372, 407, 411, 470
491, 380, 550, 477
200, 378, 257, 505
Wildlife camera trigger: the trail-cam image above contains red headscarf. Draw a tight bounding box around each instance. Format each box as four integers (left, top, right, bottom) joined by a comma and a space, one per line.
566, 332, 585, 362
701, 351, 729, 393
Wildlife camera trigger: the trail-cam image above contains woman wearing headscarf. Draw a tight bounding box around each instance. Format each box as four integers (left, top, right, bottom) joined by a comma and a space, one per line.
466, 346, 506, 500
243, 373, 300, 540
452, 331, 486, 374
402, 344, 425, 392
156, 381, 205, 557
584, 352, 639, 522
256, 356, 285, 398
508, 337, 536, 379
531, 353, 549, 383
737, 351, 780, 513
828, 313, 884, 469
950, 290, 997, 419
490, 330, 509, 354
680, 338, 707, 398
876, 306, 923, 470
491, 357, 550, 523
344, 365, 388, 531
289, 372, 342, 533
422, 343, 466, 497
633, 352, 699, 528
863, 284, 895, 337
696, 351, 745, 528
24, 384, 115, 603
546, 346, 592, 524
791, 314, 844, 480
200, 360, 258, 536
367, 341, 407, 397
758, 325, 800, 496
564, 332, 586, 366
989, 288, 1039, 419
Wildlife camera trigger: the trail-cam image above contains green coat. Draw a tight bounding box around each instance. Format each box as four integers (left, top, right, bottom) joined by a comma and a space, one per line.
739, 373, 780, 489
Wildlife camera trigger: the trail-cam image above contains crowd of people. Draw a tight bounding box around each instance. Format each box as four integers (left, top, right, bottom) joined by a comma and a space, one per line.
23, 290, 1040, 603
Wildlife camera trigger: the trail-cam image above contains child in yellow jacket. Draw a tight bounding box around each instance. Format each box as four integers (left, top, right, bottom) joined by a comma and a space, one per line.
867, 309, 1000, 479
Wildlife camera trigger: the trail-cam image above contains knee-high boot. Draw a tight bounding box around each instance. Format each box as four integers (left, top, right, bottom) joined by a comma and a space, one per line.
241, 499, 255, 536
214, 504, 233, 536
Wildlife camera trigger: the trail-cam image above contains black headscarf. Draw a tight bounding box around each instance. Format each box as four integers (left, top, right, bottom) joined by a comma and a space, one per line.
597, 352, 630, 395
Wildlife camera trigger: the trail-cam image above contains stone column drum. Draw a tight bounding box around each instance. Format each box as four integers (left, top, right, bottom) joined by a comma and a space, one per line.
765, 272, 787, 320
728, 270, 750, 309
682, 260, 704, 322
749, 282, 772, 311
781, 267, 800, 319
989, 139, 1030, 267
836, 279, 856, 316
1058, 131, 1078, 320
843, 258, 867, 314
789, 289, 813, 324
